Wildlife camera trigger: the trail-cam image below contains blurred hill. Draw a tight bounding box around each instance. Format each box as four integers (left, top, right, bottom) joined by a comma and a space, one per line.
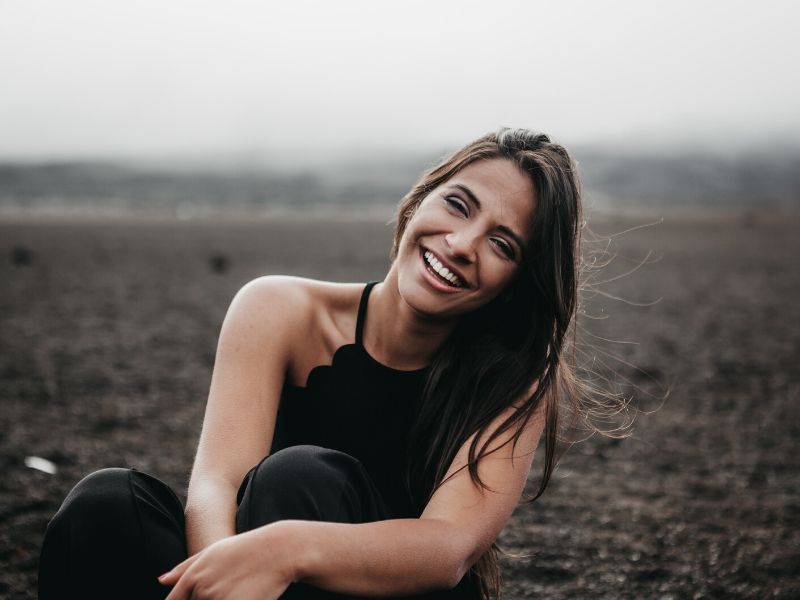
1, 146, 798, 218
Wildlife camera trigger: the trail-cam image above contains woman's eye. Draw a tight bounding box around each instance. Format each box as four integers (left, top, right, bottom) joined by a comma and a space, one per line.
491, 238, 515, 260
444, 196, 468, 216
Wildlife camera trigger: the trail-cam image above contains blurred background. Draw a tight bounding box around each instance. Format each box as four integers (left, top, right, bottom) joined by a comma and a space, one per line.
2, 1, 799, 598
1, 0, 798, 218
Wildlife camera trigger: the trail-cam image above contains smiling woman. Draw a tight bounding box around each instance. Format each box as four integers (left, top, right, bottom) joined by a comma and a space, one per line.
38, 128, 602, 600
393, 158, 535, 318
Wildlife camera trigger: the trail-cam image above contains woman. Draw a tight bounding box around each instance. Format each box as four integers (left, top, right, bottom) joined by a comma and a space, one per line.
38, 127, 584, 600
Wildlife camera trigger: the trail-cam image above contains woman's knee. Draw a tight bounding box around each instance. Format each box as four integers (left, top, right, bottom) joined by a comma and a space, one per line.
236, 445, 380, 531
254, 445, 363, 486
41, 467, 145, 564
52, 467, 136, 528
245, 445, 365, 504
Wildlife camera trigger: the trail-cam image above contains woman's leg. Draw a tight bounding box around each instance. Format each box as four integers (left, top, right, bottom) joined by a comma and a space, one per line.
235, 445, 479, 600
236, 444, 392, 531
38, 467, 186, 600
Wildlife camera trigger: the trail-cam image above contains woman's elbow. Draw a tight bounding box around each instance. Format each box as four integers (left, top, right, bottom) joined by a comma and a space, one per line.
441, 540, 485, 590
438, 557, 474, 591
422, 518, 486, 590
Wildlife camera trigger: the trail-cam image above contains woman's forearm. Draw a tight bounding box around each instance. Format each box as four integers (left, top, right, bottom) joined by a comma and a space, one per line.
184, 478, 238, 556
269, 518, 474, 596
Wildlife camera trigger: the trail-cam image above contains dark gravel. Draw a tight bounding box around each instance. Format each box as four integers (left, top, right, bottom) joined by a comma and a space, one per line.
1, 213, 798, 599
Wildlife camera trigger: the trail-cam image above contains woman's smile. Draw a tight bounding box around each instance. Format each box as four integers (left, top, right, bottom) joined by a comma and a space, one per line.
419, 247, 467, 292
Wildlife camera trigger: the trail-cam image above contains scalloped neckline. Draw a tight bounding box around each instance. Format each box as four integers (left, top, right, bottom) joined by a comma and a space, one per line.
356, 340, 431, 375
287, 342, 429, 391
285, 281, 429, 391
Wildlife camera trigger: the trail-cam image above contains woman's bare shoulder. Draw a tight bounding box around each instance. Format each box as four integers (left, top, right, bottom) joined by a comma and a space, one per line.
229, 276, 364, 340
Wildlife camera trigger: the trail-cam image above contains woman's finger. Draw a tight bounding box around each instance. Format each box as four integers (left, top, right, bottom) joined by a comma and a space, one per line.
159, 552, 199, 586
163, 560, 199, 600
164, 574, 193, 600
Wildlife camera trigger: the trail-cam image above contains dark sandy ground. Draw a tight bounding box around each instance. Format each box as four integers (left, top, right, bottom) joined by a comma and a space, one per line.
1, 213, 798, 599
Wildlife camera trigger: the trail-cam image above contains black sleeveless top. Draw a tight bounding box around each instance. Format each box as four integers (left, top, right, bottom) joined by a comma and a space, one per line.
270, 282, 429, 518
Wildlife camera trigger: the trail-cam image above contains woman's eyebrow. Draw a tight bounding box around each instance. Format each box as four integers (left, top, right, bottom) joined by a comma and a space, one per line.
452, 183, 526, 252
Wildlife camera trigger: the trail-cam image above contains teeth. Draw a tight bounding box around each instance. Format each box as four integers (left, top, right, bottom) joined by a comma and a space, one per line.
423, 251, 462, 287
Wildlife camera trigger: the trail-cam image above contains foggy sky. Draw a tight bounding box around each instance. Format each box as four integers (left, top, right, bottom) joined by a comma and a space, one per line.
1, 0, 798, 163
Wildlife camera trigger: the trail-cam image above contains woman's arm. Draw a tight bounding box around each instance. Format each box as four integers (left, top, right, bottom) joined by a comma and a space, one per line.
164, 400, 545, 598
292, 403, 546, 594
184, 277, 308, 555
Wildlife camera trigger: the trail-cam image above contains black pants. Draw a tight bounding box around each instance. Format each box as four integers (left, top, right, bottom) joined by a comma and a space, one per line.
38, 445, 479, 599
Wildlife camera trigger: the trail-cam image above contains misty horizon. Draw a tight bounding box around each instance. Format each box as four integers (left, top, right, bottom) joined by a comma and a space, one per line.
2, 1, 799, 164
2, 142, 798, 219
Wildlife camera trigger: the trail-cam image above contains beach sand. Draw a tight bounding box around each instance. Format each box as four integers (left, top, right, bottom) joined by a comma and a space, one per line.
1, 213, 798, 598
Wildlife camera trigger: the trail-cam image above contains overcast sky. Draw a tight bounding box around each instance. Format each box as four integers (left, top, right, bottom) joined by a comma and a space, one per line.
1, 0, 798, 163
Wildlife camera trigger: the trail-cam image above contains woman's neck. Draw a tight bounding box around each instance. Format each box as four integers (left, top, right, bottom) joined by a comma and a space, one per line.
361, 279, 457, 371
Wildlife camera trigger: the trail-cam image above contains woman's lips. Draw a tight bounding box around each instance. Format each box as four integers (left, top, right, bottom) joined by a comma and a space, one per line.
418, 247, 465, 293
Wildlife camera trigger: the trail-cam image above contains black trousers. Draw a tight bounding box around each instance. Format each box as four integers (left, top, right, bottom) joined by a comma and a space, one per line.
38, 445, 479, 599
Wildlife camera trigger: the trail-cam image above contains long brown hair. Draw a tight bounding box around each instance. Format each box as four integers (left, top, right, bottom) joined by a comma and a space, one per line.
392, 128, 584, 599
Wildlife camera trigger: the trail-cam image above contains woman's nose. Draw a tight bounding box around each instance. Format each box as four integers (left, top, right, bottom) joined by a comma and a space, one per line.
445, 231, 477, 263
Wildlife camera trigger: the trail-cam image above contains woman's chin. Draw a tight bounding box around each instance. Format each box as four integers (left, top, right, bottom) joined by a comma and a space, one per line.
396, 279, 471, 321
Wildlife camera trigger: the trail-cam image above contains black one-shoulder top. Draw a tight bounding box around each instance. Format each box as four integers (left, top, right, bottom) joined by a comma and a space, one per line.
270, 282, 429, 518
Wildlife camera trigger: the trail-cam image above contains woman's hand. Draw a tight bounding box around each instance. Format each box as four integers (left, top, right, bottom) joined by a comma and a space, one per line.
159, 527, 294, 600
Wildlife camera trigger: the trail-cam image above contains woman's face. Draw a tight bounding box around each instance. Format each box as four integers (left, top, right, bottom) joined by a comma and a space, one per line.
393, 157, 536, 320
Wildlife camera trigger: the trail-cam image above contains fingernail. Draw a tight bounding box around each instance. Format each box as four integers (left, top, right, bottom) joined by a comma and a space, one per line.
158, 572, 169, 581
